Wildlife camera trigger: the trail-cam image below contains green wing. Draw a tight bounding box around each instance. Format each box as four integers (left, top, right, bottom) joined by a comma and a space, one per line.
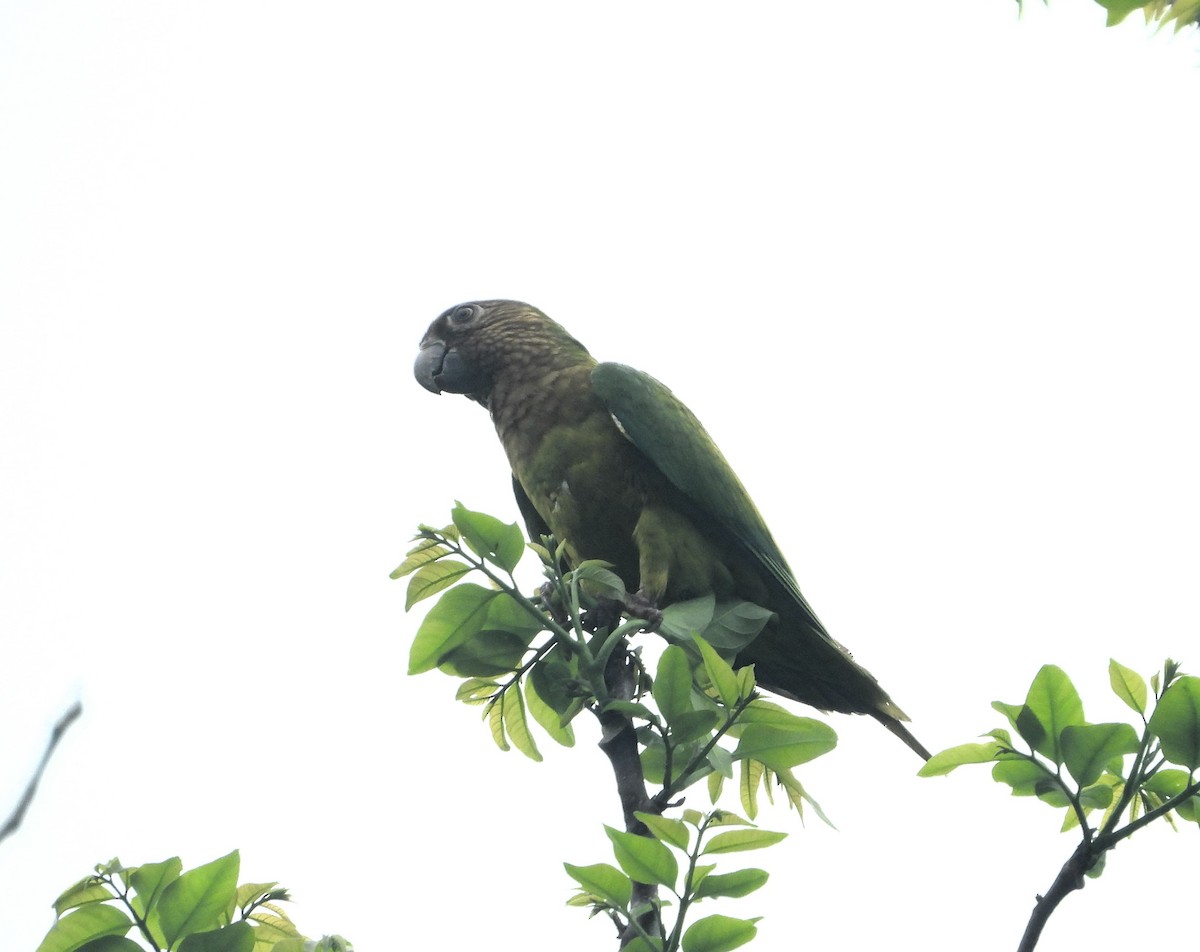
591, 361, 818, 618
591, 361, 923, 733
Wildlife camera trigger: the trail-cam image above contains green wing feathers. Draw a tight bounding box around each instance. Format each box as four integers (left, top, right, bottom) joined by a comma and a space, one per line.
592, 361, 929, 759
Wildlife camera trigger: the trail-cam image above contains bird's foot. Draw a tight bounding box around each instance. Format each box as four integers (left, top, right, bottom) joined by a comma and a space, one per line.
536, 581, 570, 627
581, 591, 662, 633
622, 590, 663, 631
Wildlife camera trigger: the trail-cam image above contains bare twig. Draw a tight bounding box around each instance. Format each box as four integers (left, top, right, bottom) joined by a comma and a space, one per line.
0, 702, 83, 845
595, 645, 661, 948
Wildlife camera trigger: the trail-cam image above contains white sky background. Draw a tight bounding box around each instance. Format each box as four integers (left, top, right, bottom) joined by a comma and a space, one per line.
2, 1, 1198, 949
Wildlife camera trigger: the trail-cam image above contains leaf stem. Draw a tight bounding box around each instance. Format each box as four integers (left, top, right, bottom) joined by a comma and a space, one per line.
656, 696, 755, 808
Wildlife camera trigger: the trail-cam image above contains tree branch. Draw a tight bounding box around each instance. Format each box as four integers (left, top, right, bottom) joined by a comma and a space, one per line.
595, 643, 661, 948
0, 702, 83, 846
1017, 838, 1093, 952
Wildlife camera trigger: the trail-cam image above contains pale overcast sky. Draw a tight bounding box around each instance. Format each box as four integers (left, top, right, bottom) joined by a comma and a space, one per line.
2, 3, 1198, 951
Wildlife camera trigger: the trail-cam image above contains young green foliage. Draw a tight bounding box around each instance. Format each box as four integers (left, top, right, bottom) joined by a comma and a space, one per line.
567, 811, 776, 952
921, 659, 1200, 952
37, 852, 348, 952
400, 506, 841, 950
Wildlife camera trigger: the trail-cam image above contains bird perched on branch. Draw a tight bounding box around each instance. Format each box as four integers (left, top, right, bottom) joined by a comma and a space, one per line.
414, 299, 929, 760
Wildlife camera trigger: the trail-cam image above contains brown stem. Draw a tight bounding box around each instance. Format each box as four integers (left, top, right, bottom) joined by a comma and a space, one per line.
1016, 839, 1094, 952
0, 702, 83, 845
595, 644, 661, 948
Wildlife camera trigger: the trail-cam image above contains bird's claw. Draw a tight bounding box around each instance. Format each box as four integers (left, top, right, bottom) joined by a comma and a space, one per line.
622, 590, 663, 631
537, 581, 570, 627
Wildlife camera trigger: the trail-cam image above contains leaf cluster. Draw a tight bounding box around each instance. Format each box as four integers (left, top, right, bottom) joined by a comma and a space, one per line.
37, 852, 350, 952
566, 811, 780, 952
395, 505, 837, 806
1090, 0, 1200, 31
1018, 0, 1200, 31
921, 660, 1200, 949
396, 505, 842, 949
922, 660, 1200, 839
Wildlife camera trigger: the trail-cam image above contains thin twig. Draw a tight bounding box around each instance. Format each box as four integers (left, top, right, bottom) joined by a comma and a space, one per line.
1017, 839, 1093, 952
0, 702, 83, 845
595, 644, 662, 948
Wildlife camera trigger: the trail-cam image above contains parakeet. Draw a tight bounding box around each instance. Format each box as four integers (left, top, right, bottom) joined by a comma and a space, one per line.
415, 299, 930, 760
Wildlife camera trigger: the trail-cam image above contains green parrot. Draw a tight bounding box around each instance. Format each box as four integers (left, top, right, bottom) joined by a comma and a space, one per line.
415, 300, 930, 760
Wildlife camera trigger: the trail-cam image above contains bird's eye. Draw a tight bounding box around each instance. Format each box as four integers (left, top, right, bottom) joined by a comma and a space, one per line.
450, 304, 479, 325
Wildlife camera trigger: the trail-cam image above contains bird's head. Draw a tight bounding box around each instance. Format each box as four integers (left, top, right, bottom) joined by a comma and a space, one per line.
414, 299, 591, 405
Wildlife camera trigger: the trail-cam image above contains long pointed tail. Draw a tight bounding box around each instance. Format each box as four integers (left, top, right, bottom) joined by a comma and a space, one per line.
872, 710, 932, 761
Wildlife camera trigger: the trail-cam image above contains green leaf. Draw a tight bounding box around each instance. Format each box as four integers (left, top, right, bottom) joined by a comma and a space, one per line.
700, 601, 775, 653
126, 859, 180, 921
563, 862, 632, 910
1144, 769, 1200, 824
1143, 768, 1191, 799
389, 541, 449, 579
158, 851, 240, 948
530, 653, 583, 721
991, 701, 1024, 735
130, 856, 182, 943
641, 735, 666, 785
1033, 781, 1070, 808
694, 634, 739, 709
775, 767, 836, 828
672, 710, 720, 745
918, 741, 1003, 777
1148, 675, 1200, 769
1094, 0, 1151, 27
736, 666, 756, 698
701, 829, 787, 855
500, 687, 543, 762
35, 905, 132, 952
246, 911, 300, 947
177, 922, 254, 952
525, 677, 575, 747
1078, 782, 1114, 811
690, 863, 717, 893
1061, 722, 1140, 787
407, 583, 498, 674
603, 700, 658, 721
455, 677, 498, 704
739, 758, 763, 820
1014, 706, 1046, 757
681, 913, 758, 952
483, 593, 547, 640
736, 700, 819, 730
654, 646, 693, 725
1109, 659, 1148, 715
486, 693, 509, 751
659, 595, 715, 641
405, 559, 472, 609
634, 812, 690, 851
707, 811, 754, 827
693, 868, 769, 900
280, 938, 352, 952
572, 561, 628, 601
52, 878, 113, 917
75, 939, 143, 952
451, 503, 525, 572
992, 759, 1057, 797
605, 826, 679, 887
707, 744, 734, 779
234, 881, 281, 913
1022, 665, 1085, 764
731, 722, 837, 772
707, 769, 724, 803
437, 627, 530, 677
